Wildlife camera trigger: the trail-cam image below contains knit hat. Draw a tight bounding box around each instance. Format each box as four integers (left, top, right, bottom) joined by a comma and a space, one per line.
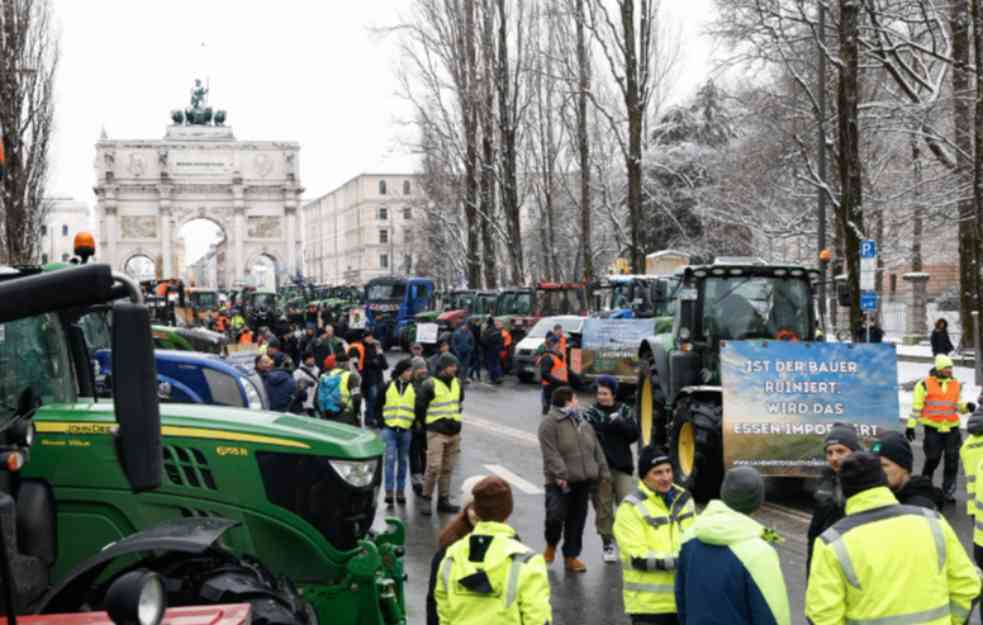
638, 445, 671, 479
720, 466, 765, 515
839, 452, 887, 498
322, 354, 336, 370
472, 476, 514, 522
934, 354, 954, 371
824, 423, 861, 452
870, 431, 913, 474
436, 352, 460, 373
546, 334, 560, 345
968, 410, 983, 436
595, 374, 619, 395
392, 358, 413, 379
267, 338, 281, 349
410, 356, 428, 372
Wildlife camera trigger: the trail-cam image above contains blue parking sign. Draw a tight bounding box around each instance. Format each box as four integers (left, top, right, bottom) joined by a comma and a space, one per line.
861, 239, 877, 259
860, 291, 878, 311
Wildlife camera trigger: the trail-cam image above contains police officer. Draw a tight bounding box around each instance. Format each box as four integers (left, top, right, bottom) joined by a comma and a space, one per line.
434, 476, 552, 625
416, 353, 464, 515
805, 452, 980, 625
613, 446, 695, 625
907, 354, 976, 502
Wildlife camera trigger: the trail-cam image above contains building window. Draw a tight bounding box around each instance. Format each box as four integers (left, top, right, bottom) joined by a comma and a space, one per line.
378, 206, 388, 221
41, 253, 48, 264
403, 206, 412, 220
403, 255, 412, 272
379, 179, 387, 195
379, 229, 389, 244
403, 180, 411, 195
40, 225, 47, 237
62, 224, 69, 236
380, 254, 389, 269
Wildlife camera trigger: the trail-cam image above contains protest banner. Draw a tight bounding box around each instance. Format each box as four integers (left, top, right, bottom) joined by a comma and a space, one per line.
720, 340, 899, 476
416, 322, 439, 345
578, 319, 654, 382
348, 307, 368, 330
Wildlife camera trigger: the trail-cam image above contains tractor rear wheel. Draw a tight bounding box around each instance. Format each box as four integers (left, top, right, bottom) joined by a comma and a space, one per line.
669, 397, 724, 502
635, 360, 667, 449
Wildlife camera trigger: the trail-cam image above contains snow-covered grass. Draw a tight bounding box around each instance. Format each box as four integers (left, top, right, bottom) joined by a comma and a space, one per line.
896, 363, 981, 426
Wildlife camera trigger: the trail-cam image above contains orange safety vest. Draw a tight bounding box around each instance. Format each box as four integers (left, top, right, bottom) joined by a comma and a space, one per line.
351, 342, 366, 372
557, 335, 568, 356
215, 315, 228, 332
239, 329, 253, 345
542, 351, 568, 386
922, 377, 961, 426
500, 329, 512, 360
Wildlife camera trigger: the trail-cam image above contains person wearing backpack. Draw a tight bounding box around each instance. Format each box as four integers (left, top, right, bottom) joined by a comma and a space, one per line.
291, 351, 320, 416
317, 353, 362, 427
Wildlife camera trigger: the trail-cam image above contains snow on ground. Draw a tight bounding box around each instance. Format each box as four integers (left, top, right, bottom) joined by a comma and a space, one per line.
896, 362, 981, 427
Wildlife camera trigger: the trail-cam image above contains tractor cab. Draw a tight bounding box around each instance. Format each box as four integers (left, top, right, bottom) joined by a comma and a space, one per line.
600, 275, 670, 319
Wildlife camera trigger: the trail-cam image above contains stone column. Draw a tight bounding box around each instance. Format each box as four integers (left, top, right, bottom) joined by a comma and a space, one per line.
102, 186, 119, 269
233, 181, 246, 287
902, 272, 930, 345
285, 203, 297, 277
158, 185, 173, 277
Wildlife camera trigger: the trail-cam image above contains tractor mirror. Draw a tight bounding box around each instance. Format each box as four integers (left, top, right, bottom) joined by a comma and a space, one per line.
0, 264, 114, 324
111, 302, 162, 493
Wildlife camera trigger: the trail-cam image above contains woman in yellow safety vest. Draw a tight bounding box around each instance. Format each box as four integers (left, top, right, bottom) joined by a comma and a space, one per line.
382, 359, 416, 506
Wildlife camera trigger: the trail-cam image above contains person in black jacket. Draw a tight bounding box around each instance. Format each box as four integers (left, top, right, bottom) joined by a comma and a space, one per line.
931, 318, 955, 356
480, 317, 505, 384
806, 424, 861, 579
871, 430, 944, 510
583, 375, 639, 563
361, 334, 389, 428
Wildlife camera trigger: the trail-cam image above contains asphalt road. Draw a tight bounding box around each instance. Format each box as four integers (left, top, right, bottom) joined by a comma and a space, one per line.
371, 361, 982, 625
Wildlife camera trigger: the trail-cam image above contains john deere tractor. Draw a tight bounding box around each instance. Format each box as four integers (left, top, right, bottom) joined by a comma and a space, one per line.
635, 259, 819, 500
0, 263, 406, 625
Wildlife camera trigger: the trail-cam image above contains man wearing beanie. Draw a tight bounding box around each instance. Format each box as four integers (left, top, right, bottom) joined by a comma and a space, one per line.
434, 476, 551, 625
871, 431, 942, 510
675, 467, 790, 625
408, 355, 430, 497
539, 335, 568, 415
806, 452, 979, 625
614, 445, 695, 624
380, 359, 416, 506
584, 374, 639, 563
415, 352, 465, 515
806, 424, 861, 576
315, 351, 362, 426
907, 354, 976, 502
960, 407, 983, 516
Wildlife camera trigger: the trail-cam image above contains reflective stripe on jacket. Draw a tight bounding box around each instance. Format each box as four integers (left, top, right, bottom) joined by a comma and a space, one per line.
973, 457, 983, 547
907, 376, 966, 432
614, 482, 695, 616
805, 486, 980, 625
426, 377, 462, 425
383, 379, 415, 430
961, 434, 983, 517
435, 521, 551, 625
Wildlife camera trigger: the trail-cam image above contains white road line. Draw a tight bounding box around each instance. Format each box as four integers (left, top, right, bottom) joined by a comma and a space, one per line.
484, 464, 545, 495
467, 414, 539, 447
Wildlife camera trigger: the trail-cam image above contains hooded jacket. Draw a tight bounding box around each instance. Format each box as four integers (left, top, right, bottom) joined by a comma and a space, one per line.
894, 475, 944, 510
583, 402, 639, 474
261, 368, 297, 412
538, 406, 609, 485
675, 501, 790, 625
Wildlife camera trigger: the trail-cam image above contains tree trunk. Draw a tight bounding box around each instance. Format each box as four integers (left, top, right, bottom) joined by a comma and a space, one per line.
836, 0, 864, 331
621, 0, 643, 273
576, 0, 592, 284
952, 0, 977, 348
496, 0, 523, 286
463, 0, 481, 288
911, 134, 923, 273
972, 0, 983, 339
479, 0, 497, 288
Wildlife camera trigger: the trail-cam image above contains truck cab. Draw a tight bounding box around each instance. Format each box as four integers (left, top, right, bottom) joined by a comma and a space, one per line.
364, 276, 434, 348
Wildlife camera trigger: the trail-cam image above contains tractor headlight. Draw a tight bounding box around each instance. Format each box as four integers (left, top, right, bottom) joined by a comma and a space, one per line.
105, 570, 166, 625
243, 378, 263, 410
329, 458, 377, 488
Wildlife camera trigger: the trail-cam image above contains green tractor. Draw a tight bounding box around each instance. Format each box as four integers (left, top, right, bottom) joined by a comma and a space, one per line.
635, 260, 819, 500
2, 264, 406, 624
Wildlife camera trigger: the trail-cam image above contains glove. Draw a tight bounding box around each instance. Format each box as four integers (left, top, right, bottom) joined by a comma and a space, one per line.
967, 402, 977, 414
905, 427, 916, 442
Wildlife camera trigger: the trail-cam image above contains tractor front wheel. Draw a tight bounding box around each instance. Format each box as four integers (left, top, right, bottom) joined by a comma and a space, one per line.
635, 359, 667, 449
669, 397, 724, 502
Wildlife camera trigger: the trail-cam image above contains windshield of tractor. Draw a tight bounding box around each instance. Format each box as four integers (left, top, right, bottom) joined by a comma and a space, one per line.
473, 294, 496, 315
79, 311, 112, 351
250, 293, 277, 309
449, 292, 475, 310
701, 276, 811, 341
540, 288, 585, 315
367, 283, 406, 301
0, 314, 75, 419
190, 291, 218, 309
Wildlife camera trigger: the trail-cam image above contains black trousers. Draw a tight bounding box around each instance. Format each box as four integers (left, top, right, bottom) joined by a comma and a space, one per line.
541, 384, 555, 415
630, 615, 678, 625
976, 545, 983, 622
410, 426, 428, 476
545, 481, 591, 558
922, 427, 962, 496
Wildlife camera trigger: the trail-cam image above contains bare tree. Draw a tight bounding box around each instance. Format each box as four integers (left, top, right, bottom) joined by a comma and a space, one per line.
573, 0, 593, 282
973, 0, 983, 322
0, 0, 57, 264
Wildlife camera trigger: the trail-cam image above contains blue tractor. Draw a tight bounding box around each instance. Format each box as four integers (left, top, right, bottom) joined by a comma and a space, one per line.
364, 276, 435, 349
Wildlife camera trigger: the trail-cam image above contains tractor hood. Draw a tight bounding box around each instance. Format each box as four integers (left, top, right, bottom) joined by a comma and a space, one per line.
35, 401, 383, 460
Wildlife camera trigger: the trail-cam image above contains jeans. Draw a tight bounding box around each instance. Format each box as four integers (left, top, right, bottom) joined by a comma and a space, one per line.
381, 426, 412, 492
922, 427, 962, 496
410, 426, 428, 484
485, 350, 502, 383
591, 470, 635, 541
545, 481, 591, 558
456, 351, 472, 382
363, 383, 381, 427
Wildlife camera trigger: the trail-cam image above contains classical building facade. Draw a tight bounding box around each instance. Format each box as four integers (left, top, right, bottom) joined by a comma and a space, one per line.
94, 84, 303, 287
301, 174, 424, 284
40, 196, 92, 264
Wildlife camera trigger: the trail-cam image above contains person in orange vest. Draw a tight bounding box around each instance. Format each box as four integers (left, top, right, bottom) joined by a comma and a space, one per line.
907, 354, 977, 502
348, 330, 367, 374
500, 323, 513, 373
239, 327, 254, 345
539, 335, 568, 416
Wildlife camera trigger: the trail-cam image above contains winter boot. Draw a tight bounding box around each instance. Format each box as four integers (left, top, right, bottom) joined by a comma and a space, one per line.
437, 497, 461, 514
543, 544, 557, 565
419, 495, 433, 516
384, 492, 394, 506
564, 557, 587, 573
396, 491, 407, 505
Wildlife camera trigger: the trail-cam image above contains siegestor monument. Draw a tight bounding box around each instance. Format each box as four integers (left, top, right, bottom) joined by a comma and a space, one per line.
94, 79, 303, 287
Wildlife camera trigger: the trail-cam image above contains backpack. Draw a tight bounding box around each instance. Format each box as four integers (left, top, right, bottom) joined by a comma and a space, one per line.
317, 371, 345, 413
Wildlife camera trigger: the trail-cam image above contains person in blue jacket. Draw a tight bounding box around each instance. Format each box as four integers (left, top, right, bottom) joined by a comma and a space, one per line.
255, 353, 297, 412
675, 466, 790, 625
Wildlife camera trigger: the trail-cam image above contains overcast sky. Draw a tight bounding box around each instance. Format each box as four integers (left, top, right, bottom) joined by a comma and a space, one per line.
48, 0, 716, 264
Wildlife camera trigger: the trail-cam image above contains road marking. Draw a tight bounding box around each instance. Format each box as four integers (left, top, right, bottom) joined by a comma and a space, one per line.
484, 464, 545, 495
467, 414, 539, 447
